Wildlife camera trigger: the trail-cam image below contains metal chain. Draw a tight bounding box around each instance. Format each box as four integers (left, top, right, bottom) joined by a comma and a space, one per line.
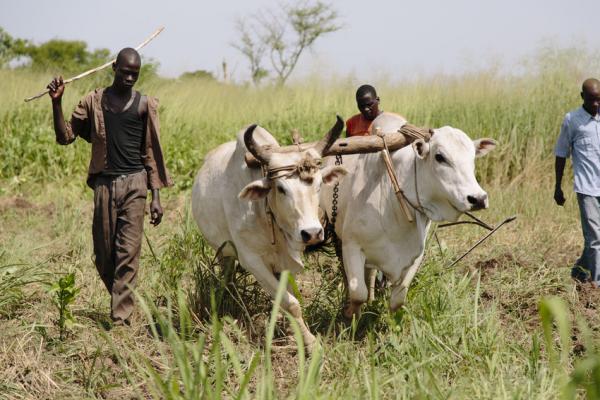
329, 155, 343, 262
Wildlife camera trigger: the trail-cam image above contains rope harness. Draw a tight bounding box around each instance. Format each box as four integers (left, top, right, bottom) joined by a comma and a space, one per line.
260, 164, 278, 245
326, 125, 516, 293
376, 127, 429, 221
261, 157, 324, 245
266, 159, 322, 180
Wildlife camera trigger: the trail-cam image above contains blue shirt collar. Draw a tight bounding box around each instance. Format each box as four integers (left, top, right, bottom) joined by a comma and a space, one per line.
578, 106, 600, 121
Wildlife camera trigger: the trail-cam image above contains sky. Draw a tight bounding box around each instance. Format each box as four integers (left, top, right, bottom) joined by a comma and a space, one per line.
1, 0, 598, 83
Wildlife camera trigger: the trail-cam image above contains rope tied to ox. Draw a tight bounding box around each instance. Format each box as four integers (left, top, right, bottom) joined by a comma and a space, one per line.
262, 155, 323, 245
375, 124, 516, 268
266, 157, 322, 181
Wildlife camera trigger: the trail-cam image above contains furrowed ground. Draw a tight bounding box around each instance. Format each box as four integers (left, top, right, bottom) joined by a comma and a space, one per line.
2, 48, 600, 399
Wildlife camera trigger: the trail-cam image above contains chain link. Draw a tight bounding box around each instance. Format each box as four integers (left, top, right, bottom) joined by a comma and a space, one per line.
329, 154, 343, 261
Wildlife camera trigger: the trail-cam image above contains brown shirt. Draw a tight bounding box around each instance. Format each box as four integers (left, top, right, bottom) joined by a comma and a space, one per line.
57, 88, 173, 190
345, 113, 374, 137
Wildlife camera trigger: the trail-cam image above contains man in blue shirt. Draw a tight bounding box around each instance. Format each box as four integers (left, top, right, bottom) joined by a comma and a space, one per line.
554, 78, 600, 284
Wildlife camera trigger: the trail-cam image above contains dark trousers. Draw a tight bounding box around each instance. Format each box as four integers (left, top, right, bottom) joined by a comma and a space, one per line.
92, 170, 147, 322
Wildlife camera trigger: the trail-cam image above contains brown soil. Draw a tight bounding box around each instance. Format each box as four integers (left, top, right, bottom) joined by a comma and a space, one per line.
0, 196, 34, 211
0, 196, 55, 216
474, 253, 523, 276
573, 281, 600, 326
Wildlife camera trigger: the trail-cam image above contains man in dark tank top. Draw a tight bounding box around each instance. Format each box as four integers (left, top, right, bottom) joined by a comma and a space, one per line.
47, 48, 173, 326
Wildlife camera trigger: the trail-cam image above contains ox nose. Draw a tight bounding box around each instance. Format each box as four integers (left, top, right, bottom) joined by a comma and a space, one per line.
467, 194, 488, 211
301, 227, 324, 244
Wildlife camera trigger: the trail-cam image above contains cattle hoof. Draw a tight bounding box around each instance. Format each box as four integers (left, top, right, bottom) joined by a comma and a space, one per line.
390, 286, 408, 311
304, 334, 317, 354
342, 302, 362, 321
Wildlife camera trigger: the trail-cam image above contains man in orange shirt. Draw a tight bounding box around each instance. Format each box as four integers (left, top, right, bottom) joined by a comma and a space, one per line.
346, 84, 382, 137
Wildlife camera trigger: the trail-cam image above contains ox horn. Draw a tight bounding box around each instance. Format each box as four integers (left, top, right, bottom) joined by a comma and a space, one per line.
244, 124, 273, 164
313, 115, 344, 156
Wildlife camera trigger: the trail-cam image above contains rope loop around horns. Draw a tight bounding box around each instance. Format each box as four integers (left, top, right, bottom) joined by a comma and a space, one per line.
266, 155, 322, 182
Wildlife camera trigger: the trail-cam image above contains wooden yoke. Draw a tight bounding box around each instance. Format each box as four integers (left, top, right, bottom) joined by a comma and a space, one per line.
244, 123, 433, 168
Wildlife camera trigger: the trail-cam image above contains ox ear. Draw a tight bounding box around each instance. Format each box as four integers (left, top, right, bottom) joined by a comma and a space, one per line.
321, 166, 347, 185
412, 138, 430, 159
473, 138, 497, 158
239, 178, 272, 200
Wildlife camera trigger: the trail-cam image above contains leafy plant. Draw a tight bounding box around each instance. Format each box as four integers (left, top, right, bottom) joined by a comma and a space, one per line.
538, 296, 600, 399
47, 272, 80, 340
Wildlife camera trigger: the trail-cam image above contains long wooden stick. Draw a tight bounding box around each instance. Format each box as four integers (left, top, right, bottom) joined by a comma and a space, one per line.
447, 216, 517, 268
24, 26, 165, 102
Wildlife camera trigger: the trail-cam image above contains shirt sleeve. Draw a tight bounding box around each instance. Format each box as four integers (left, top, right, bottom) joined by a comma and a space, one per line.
143, 96, 173, 190
56, 94, 92, 145
554, 114, 571, 158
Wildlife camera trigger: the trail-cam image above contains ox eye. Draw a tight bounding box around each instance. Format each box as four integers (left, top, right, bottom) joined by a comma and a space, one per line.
435, 153, 447, 164
277, 186, 286, 195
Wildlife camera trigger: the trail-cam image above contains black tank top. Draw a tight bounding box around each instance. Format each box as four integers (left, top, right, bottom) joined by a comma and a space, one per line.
103, 91, 145, 176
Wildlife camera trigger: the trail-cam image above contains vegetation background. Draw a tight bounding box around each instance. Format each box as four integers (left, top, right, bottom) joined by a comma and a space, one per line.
2, 30, 600, 398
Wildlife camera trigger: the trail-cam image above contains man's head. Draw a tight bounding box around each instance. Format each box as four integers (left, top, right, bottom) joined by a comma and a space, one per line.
581, 78, 600, 116
355, 84, 380, 121
112, 48, 142, 90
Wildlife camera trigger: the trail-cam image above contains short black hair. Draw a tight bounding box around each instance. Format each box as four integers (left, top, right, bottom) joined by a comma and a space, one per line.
356, 84, 377, 99
115, 47, 141, 66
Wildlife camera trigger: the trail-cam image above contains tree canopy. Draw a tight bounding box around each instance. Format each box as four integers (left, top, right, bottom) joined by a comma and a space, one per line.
233, 1, 342, 86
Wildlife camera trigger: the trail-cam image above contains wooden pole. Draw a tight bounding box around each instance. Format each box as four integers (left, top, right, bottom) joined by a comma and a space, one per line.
24, 26, 165, 102
448, 216, 517, 267
244, 123, 432, 167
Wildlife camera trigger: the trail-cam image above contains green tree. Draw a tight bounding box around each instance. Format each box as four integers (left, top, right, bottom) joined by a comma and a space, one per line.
0, 27, 15, 66
17, 39, 111, 73
179, 69, 216, 81
232, 20, 269, 86
0, 27, 28, 67
233, 1, 342, 86
0, 27, 160, 89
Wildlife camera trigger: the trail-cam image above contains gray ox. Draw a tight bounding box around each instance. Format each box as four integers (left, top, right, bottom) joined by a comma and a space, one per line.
191, 118, 347, 349
320, 113, 496, 318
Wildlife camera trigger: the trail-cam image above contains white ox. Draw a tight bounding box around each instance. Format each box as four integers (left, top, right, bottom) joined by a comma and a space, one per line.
192, 118, 347, 349
320, 113, 496, 318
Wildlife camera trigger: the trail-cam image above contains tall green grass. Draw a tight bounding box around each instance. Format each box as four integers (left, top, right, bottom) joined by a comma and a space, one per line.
2, 45, 598, 192
2, 45, 600, 398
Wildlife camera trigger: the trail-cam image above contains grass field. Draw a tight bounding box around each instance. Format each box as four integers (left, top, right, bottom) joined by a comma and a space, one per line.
2, 47, 600, 399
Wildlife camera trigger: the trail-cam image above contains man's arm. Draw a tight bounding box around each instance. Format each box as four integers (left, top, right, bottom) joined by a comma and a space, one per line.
554, 115, 571, 206
47, 76, 88, 144
150, 189, 163, 226
47, 77, 70, 144
141, 95, 164, 226
554, 156, 566, 206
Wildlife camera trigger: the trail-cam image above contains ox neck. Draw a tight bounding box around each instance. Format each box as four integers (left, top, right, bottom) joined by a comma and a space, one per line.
389, 149, 428, 220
